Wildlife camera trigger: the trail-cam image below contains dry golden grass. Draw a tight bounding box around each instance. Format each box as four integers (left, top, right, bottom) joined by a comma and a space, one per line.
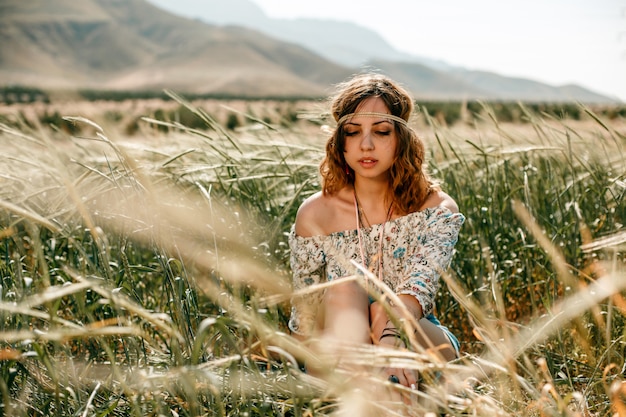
0, 99, 624, 416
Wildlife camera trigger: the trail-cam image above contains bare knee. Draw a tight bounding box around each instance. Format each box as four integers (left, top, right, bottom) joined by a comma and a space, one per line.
324, 280, 367, 303
416, 318, 458, 362
321, 280, 370, 344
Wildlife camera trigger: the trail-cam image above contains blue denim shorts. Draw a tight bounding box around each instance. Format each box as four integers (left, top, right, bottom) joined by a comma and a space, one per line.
424, 313, 460, 357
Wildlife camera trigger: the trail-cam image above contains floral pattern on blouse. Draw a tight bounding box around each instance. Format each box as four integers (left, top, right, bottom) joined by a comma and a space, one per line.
288, 206, 465, 336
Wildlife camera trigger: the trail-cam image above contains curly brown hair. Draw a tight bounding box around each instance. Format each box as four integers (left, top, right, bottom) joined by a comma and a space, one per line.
320, 73, 437, 215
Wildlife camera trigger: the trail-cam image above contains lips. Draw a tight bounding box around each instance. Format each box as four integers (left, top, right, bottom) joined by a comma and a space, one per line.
358, 157, 378, 167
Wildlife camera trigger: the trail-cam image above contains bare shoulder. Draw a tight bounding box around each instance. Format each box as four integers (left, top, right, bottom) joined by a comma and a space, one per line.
294, 192, 331, 237
420, 190, 459, 213
294, 189, 353, 237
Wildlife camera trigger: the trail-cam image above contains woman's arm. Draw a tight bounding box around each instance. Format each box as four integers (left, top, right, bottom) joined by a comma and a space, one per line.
369, 295, 421, 388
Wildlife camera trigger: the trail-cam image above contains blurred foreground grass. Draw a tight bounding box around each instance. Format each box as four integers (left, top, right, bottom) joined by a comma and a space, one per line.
0, 101, 625, 416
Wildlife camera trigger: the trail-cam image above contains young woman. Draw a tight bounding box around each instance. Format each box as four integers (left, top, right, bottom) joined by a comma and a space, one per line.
289, 73, 464, 388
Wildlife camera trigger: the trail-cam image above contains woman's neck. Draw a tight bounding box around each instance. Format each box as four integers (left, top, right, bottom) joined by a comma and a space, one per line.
353, 178, 390, 204
353, 179, 393, 222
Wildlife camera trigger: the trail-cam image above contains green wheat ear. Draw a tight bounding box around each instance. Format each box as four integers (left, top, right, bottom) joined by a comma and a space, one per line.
0, 100, 624, 416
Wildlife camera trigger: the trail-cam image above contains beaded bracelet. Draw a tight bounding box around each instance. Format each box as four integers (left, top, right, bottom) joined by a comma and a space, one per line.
379, 327, 406, 347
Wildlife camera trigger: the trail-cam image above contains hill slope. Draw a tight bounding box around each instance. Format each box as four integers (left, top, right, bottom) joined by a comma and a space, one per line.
368, 61, 615, 102
0, 0, 351, 96
146, 0, 451, 69
144, 0, 617, 103
0, 0, 616, 102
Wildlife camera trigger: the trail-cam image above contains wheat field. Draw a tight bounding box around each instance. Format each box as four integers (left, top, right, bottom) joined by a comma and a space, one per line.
0, 98, 625, 416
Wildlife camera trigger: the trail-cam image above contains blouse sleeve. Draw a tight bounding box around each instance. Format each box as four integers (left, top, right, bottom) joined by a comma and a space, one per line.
397, 209, 465, 317
288, 227, 326, 336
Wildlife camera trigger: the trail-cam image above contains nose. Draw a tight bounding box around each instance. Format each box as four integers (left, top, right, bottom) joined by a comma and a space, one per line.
360, 131, 374, 150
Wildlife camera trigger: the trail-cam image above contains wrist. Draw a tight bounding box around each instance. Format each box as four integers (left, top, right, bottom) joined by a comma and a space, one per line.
378, 327, 406, 348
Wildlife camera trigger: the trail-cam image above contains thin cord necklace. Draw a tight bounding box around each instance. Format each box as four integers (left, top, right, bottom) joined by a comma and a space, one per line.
354, 190, 393, 281
354, 192, 372, 228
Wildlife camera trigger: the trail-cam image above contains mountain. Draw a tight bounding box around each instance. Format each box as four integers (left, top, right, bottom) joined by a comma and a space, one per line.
0, 0, 351, 96
447, 69, 614, 103
145, 0, 452, 70
0, 0, 616, 102
367, 61, 615, 102
144, 0, 617, 103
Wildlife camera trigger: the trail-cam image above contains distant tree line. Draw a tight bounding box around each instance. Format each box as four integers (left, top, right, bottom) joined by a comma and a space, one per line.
1, 86, 624, 136
417, 100, 626, 125
0, 86, 51, 104
0, 85, 315, 104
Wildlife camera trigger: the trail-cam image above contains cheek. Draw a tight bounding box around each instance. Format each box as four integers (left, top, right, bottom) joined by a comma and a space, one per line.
343, 139, 357, 153
382, 138, 398, 154
392, 136, 401, 152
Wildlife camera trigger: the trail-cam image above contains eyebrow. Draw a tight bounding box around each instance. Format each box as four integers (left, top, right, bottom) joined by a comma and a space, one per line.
344, 120, 393, 127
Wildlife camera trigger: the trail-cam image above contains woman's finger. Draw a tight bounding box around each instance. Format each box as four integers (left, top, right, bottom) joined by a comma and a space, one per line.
386, 368, 409, 386
404, 369, 418, 389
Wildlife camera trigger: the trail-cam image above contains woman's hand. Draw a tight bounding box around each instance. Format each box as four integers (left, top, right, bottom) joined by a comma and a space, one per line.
371, 297, 421, 403
379, 353, 418, 405
378, 336, 418, 389
384, 366, 418, 390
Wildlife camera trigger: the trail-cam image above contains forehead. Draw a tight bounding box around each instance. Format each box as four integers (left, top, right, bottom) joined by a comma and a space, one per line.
342, 97, 394, 126
355, 97, 390, 114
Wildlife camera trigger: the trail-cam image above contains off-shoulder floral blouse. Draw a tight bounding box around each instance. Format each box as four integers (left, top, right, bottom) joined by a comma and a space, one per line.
288, 206, 465, 336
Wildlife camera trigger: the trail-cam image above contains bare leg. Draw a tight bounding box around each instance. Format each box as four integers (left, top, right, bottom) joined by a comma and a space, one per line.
305, 280, 370, 378
321, 279, 371, 345
319, 280, 390, 416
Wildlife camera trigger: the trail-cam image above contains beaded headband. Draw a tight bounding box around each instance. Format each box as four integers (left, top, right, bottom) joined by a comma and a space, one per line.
337, 111, 408, 127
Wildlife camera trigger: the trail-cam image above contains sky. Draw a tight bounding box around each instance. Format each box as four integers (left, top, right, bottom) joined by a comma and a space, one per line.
251, 0, 626, 102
